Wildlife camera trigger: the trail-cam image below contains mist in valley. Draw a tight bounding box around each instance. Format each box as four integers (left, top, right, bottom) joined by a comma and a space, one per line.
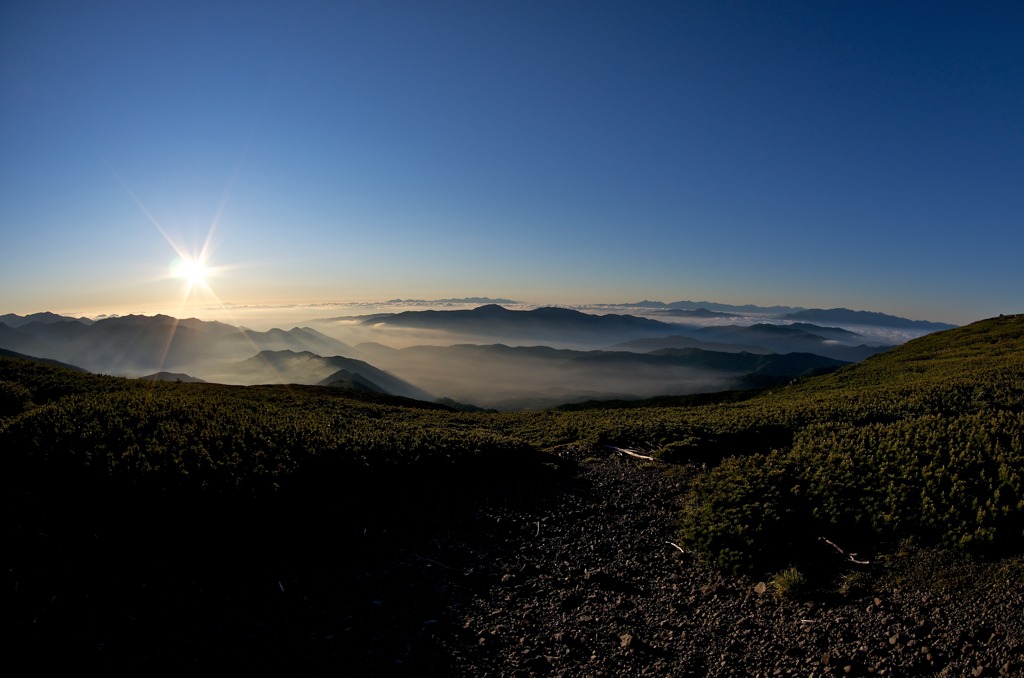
351, 343, 745, 410
0, 303, 946, 411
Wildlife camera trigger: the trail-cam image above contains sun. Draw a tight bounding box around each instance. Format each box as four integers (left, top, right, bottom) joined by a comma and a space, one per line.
172, 255, 211, 290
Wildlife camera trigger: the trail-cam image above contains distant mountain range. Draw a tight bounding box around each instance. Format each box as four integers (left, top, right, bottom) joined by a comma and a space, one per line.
384, 297, 521, 304
358, 303, 952, 341
355, 305, 896, 361
610, 322, 890, 362
0, 313, 351, 375
647, 308, 740, 319
611, 335, 773, 355
0, 312, 94, 327
362, 304, 681, 346
0, 304, 956, 410
687, 323, 889, 362
616, 300, 807, 314
780, 308, 956, 330
610, 301, 957, 329
613, 322, 876, 356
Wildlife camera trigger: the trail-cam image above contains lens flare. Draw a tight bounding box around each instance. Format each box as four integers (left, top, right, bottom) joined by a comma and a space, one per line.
172, 255, 211, 291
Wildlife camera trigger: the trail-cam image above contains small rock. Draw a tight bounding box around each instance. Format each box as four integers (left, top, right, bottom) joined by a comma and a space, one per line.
754, 582, 767, 595
620, 633, 634, 648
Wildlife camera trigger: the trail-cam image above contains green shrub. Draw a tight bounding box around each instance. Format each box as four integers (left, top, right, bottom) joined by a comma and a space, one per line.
679, 411, 1024, 572
768, 567, 807, 598
0, 379, 31, 417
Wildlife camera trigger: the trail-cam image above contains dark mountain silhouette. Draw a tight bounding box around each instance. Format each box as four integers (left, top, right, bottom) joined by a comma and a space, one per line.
385, 297, 520, 304
139, 372, 207, 383
239, 326, 352, 355
781, 308, 956, 330
644, 347, 843, 376
785, 323, 863, 341
616, 300, 806, 314
0, 324, 46, 357
206, 350, 433, 402
0, 314, 352, 375
689, 324, 892, 362
363, 304, 679, 346
0, 312, 93, 327
318, 369, 386, 393
611, 324, 890, 362
648, 308, 739, 319
611, 335, 774, 355
316, 358, 432, 399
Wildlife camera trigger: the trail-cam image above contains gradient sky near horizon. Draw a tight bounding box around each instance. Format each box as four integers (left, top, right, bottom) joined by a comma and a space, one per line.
1, 1, 1022, 326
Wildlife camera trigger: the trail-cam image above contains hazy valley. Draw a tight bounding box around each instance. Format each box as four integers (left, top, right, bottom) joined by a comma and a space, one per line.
0, 301, 935, 410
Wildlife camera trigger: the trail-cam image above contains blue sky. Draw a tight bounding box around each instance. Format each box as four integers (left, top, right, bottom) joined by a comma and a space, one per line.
1, 1, 1021, 325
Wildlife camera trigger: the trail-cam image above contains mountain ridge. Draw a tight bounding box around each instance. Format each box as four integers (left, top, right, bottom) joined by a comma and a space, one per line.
206, 349, 434, 402
781, 307, 956, 330
361, 305, 683, 347
0, 314, 353, 375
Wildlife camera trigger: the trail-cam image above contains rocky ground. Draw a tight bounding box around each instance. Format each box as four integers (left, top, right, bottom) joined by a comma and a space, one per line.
15, 447, 1022, 675
335, 448, 1024, 676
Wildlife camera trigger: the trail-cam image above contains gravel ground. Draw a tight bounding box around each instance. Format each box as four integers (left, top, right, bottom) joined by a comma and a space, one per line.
13, 447, 1021, 675
337, 448, 1024, 676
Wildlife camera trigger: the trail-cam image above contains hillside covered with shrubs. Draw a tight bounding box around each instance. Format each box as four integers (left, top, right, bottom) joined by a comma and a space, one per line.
3, 314, 1022, 670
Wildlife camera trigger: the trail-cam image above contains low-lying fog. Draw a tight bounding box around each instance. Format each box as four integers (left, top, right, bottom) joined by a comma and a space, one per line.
3, 301, 945, 411
350, 344, 748, 410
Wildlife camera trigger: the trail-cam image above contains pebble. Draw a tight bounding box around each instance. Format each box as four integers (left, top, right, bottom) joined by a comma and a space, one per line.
339, 450, 1024, 676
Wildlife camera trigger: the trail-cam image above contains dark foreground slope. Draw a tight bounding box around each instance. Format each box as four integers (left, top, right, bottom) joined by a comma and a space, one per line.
3, 315, 1023, 674
2, 363, 542, 673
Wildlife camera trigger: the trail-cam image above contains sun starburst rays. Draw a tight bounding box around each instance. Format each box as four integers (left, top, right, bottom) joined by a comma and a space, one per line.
170, 251, 219, 297
75, 120, 279, 372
